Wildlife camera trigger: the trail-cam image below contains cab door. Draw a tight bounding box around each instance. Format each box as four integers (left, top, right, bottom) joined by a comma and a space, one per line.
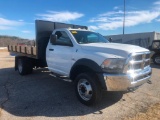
46, 30, 74, 76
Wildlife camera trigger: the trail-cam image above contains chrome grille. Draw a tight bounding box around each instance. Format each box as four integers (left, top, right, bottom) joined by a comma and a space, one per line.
131, 52, 150, 71
123, 51, 152, 83
133, 55, 142, 61
144, 60, 150, 67
133, 64, 141, 70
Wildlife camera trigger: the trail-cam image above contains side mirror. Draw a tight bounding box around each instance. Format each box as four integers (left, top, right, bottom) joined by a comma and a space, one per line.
109, 37, 112, 42
50, 34, 57, 44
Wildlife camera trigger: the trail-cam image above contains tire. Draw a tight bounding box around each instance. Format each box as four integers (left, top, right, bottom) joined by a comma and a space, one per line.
17, 58, 27, 75
153, 54, 160, 65
17, 57, 33, 75
75, 73, 102, 106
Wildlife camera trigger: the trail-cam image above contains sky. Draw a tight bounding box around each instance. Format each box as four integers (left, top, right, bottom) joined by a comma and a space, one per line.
0, 0, 160, 40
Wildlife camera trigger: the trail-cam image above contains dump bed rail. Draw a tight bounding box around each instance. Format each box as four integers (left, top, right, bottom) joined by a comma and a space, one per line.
8, 45, 37, 58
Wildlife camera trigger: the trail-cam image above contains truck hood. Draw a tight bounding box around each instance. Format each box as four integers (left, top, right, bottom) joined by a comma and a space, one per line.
80, 43, 149, 58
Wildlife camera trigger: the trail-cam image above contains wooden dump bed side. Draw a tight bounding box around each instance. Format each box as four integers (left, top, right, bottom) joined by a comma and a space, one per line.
8, 45, 37, 58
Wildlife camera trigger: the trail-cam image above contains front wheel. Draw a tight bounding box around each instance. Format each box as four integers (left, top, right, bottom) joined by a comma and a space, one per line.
75, 73, 102, 106
153, 54, 160, 65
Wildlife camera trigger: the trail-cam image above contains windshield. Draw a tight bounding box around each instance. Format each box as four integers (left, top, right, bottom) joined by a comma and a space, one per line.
70, 30, 109, 44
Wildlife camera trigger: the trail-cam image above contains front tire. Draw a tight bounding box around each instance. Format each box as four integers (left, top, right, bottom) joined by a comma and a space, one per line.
153, 54, 160, 65
75, 73, 102, 106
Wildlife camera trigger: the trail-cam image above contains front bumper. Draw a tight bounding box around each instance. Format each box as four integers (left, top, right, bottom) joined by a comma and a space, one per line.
103, 67, 152, 91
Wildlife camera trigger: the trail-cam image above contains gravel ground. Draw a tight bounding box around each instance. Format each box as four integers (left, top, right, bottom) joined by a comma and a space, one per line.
126, 103, 160, 120
0, 50, 160, 120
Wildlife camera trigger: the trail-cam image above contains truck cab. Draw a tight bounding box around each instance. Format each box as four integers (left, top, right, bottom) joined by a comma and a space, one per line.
46, 28, 108, 76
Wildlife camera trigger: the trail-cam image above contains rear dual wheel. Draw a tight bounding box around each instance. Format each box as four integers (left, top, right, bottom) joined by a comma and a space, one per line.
17, 57, 33, 75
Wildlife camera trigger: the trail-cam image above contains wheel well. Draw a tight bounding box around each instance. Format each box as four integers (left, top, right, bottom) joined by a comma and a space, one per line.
70, 65, 97, 81
70, 65, 107, 90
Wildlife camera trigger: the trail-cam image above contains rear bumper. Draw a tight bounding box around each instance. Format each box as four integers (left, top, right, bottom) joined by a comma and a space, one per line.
103, 67, 152, 91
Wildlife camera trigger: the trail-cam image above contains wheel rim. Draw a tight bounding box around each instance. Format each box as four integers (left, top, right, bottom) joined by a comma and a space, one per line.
77, 79, 93, 101
18, 59, 23, 73
155, 56, 160, 63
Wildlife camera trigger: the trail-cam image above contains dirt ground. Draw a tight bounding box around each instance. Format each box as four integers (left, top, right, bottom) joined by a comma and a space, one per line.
0, 49, 160, 120
126, 103, 160, 120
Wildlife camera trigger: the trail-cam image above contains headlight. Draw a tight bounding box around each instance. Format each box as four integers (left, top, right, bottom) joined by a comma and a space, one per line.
101, 58, 126, 73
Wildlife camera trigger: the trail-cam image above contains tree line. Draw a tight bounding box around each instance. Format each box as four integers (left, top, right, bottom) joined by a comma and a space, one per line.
0, 35, 35, 47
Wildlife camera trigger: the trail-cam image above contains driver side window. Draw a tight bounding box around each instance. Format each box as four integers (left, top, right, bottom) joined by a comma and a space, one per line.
55, 31, 72, 46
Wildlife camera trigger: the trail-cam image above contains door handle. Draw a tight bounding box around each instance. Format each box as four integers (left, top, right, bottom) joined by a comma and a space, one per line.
49, 49, 54, 51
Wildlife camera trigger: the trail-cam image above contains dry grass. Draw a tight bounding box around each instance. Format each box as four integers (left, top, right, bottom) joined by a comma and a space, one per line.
125, 103, 160, 120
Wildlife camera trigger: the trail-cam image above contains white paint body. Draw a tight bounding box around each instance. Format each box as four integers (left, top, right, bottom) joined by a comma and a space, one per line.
46, 28, 150, 77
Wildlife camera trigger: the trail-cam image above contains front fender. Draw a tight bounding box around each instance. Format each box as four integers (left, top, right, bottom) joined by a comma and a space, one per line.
70, 58, 107, 90
71, 58, 102, 73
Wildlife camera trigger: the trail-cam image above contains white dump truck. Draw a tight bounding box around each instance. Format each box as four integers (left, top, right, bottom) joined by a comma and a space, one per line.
8, 20, 152, 105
